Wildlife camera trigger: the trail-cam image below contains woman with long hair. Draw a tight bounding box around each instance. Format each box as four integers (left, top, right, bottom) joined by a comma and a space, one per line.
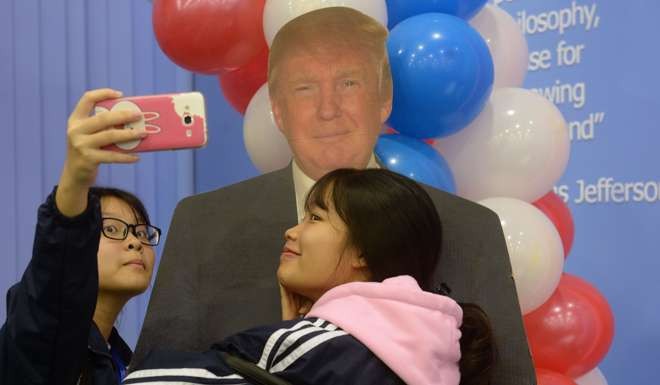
126, 168, 495, 385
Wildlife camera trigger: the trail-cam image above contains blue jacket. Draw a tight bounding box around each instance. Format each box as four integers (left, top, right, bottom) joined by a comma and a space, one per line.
0, 190, 131, 385
124, 317, 404, 385
124, 277, 463, 385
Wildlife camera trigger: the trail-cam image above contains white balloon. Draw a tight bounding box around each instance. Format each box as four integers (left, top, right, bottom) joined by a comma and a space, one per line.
434, 87, 570, 202
575, 367, 609, 385
263, 0, 388, 46
479, 197, 564, 314
470, 4, 528, 88
243, 84, 292, 173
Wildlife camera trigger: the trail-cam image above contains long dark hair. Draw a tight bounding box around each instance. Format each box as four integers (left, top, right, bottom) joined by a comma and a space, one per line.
306, 168, 495, 385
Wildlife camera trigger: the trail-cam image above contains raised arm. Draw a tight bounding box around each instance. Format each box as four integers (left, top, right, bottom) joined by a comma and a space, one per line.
0, 89, 145, 385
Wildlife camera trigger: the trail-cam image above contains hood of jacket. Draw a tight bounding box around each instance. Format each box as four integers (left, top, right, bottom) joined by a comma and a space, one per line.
307, 275, 463, 385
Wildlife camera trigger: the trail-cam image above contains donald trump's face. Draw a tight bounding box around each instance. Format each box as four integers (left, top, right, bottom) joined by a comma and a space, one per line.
270, 43, 392, 181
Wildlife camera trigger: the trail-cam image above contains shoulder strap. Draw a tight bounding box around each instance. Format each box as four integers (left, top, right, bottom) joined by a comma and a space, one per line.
219, 351, 293, 385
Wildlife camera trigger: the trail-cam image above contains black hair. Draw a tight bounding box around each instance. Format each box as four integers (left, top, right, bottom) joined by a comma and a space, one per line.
89, 186, 152, 225
306, 168, 495, 385
306, 168, 440, 288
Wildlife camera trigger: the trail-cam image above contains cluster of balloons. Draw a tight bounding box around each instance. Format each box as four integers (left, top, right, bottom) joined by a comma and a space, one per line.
150, 1, 614, 383
392, 3, 612, 385
151, 0, 390, 173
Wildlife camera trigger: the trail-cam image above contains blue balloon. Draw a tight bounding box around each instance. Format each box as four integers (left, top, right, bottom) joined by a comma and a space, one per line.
387, 13, 493, 139
375, 134, 455, 193
386, 0, 488, 29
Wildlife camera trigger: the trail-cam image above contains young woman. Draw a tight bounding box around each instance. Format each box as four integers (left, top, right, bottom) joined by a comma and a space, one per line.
0, 89, 159, 385
124, 168, 495, 385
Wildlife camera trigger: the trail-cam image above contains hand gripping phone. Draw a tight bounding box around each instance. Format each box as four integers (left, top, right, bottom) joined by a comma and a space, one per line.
95, 92, 208, 152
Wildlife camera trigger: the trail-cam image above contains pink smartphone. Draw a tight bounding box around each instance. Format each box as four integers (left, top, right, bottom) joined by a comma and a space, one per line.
95, 92, 208, 152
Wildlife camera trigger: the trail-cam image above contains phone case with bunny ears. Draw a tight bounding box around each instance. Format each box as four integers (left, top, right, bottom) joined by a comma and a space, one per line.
95, 92, 208, 153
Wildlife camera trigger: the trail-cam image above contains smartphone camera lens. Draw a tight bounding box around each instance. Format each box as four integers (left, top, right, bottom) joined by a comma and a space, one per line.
184, 115, 193, 125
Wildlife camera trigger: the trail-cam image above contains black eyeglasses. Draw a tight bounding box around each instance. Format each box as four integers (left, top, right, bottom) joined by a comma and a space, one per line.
101, 217, 161, 246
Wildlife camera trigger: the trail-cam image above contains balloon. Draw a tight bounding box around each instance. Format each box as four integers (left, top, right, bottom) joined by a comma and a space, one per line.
478, 197, 564, 314
524, 274, 615, 378
243, 84, 292, 173
575, 367, 608, 385
375, 134, 456, 193
219, 48, 269, 114
152, 0, 267, 73
434, 87, 570, 202
263, 0, 388, 46
533, 191, 575, 258
470, 4, 528, 88
537, 368, 578, 385
386, 0, 487, 29
387, 13, 493, 138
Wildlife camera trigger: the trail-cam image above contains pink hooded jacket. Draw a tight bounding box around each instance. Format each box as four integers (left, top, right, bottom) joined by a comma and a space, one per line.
307, 275, 463, 385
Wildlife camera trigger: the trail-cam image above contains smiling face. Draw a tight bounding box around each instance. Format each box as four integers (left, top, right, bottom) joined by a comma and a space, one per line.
270, 44, 392, 180
277, 195, 368, 301
97, 197, 155, 297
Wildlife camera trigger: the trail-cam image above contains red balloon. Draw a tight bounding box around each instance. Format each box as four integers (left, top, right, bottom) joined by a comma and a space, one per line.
152, 0, 267, 73
524, 274, 614, 378
536, 368, 578, 385
533, 191, 575, 258
219, 47, 269, 114
385, 125, 438, 144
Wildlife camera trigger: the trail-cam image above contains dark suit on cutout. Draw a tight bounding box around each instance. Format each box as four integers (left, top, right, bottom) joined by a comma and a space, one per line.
134, 165, 536, 384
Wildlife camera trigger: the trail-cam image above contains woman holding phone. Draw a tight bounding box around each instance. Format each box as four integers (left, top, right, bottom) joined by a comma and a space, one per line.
0, 88, 160, 385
